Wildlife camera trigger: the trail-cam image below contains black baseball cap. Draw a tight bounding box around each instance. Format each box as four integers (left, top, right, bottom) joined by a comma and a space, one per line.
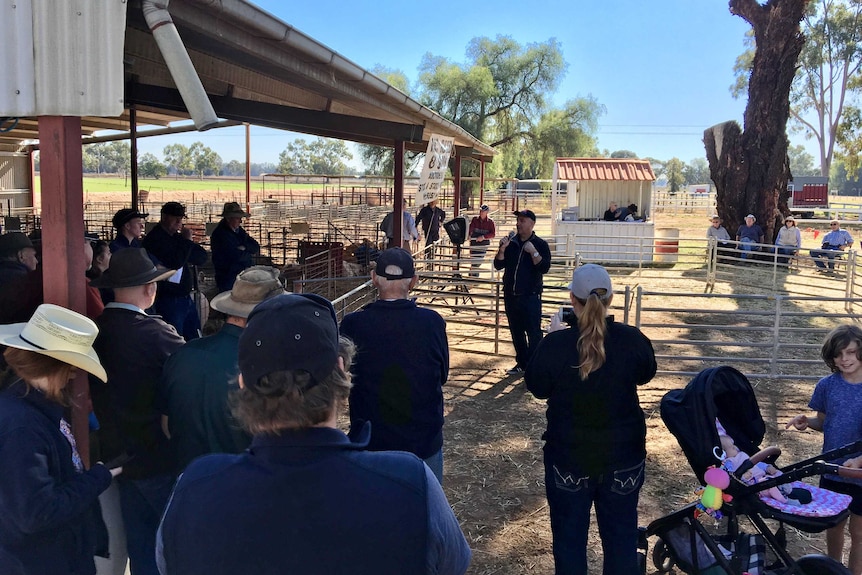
238, 293, 339, 388
374, 248, 415, 279
513, 209, 536, 221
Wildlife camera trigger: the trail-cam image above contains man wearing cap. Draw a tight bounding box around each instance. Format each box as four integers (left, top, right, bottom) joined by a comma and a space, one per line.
160, 266, 284, 471
340, 248, 449, 483
811, 219, 854, 272
0, 231, 42, 324
141, 201, 208, 340
110, 207, 149, 253
494, 209, 552, 375
156, 293, 471, 575
210, 201, 261, 293
417, 199, 446, 247
735, 214, 764, 261
468, 204, 496, 276
89, 248, 185, 575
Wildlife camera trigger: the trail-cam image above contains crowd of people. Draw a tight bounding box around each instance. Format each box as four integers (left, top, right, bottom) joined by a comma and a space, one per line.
2, 201, 862, 575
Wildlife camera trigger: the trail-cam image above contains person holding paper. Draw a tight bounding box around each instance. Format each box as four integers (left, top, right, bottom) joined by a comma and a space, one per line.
141, 202, 208, 340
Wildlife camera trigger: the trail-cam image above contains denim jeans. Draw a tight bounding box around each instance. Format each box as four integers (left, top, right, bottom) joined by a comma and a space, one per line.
154, 294, 200, 340
810, 247, 841, 269
740, 237, 755, 259
544, 457, 645, 575
504, 293, 543, 369
117, 473, 175, 575
424, 448, 443, 485
773, 246, 797, 265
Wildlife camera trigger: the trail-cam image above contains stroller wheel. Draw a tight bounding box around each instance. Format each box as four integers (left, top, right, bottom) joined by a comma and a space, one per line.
651, 540, 675, 573
795, 554, 851, 574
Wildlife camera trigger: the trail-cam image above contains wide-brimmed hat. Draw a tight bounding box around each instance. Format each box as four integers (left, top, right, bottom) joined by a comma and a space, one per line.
210, 266, 285, 318
112, 208, 149, 229
745, 213, 756, 222
0, 231, 34, 257
0, 304, 107, 381
219, 202, 250, 218
89, 248, 175, 289
785, 215, 796, 223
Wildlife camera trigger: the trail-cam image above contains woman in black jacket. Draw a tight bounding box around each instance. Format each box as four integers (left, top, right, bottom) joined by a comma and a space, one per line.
525, 264, 656, 575
0, 304, 120, 575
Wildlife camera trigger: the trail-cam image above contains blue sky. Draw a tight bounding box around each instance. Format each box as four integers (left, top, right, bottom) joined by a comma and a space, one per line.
134, 0, 820, 169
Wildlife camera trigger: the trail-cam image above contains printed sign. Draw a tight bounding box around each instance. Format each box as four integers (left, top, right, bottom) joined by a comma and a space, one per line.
416, 134, 454, 206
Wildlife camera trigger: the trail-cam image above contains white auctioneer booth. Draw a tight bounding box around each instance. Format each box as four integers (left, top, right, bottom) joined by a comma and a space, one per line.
551, 158, 674, 264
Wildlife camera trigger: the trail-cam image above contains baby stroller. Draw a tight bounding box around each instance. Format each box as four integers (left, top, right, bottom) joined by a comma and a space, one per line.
646, 366, 862, 574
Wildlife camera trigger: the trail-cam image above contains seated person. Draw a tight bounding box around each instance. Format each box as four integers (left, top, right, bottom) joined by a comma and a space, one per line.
707, 215, 733, 262
810, 219, 854, 271
622, 204, 640, 222
719, 433, 789, 502
736, 214, 764, 260
603, 201, 619, 221
773, 215, 801, 265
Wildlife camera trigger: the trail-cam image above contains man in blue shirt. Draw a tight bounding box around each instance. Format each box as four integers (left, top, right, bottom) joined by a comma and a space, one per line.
810, 219, 854, 272
157, 293, 471, 575
209, 202, 261, 293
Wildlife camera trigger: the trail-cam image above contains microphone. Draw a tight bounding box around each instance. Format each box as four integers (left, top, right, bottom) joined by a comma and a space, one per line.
508, 231, 516, 240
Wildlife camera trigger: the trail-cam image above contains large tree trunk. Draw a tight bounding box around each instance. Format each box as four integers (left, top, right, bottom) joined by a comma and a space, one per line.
705, 0, 806, 243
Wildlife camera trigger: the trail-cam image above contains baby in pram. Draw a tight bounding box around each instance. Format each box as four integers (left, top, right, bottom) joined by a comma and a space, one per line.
718, 431, 793, 503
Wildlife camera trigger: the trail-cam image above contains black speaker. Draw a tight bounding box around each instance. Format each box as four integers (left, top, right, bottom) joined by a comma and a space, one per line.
443, 217, 467, 246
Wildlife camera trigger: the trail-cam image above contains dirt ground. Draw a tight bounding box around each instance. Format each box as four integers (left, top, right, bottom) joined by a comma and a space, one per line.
88, 190, 857, 573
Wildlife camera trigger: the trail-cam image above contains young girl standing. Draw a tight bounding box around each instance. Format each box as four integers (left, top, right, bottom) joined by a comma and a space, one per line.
788, 324, 862, 575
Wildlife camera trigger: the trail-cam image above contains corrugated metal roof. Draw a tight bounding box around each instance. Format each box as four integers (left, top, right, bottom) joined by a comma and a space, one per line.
556, 158, 656, 181
0, 0, 125, 117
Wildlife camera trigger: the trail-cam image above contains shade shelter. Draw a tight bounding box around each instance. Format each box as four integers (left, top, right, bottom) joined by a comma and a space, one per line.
0, 0, 495, 457
551, 158, 657, 263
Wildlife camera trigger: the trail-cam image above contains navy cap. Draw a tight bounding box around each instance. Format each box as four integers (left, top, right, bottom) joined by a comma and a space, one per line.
374, 247, 415, 279
160, 202, 186, 217
480, 204, 490, 211
513, 209, 536, 221
238, 293, 339, 388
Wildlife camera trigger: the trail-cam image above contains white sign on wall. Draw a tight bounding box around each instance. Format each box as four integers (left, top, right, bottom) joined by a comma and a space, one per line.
416, 134, 454, 206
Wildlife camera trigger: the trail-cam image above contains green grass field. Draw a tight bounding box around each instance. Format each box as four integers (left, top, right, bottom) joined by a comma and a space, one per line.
35, 176, 253, 194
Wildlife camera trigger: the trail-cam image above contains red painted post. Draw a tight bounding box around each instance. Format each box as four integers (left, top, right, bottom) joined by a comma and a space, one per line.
38, 116, 90, 464
453, 155, 462, 217
393, 140, 404, 248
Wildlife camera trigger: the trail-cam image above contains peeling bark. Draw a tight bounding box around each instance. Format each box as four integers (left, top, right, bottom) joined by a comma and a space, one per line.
705, 0, 807, 242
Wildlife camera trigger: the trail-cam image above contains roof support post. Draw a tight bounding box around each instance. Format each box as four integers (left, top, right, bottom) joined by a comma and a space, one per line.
392, 140, 404, 248
130, 106, 140, 209
37, 115, 89, 464
479, 160, 486, 207
453, 155, 462, 217
245, 123, 251, 213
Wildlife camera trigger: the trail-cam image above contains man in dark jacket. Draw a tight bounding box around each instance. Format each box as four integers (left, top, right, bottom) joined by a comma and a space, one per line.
141, 202, 208, 339
209, 202, 260, 293
340, 248, 449, 484
493, 210, 552, 375
0, 232, 41, 324
90, 248, 185, 575
417, 199, 446, 247
109, 207, 148, 253
157, 293, 470, 575
160, 266, 284, 471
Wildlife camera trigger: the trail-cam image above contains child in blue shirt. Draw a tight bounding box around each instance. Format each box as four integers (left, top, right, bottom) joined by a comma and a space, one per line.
788, 324, 862, 574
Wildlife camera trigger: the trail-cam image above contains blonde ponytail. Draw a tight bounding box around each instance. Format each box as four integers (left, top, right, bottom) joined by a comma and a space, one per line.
576, 291, 610, 379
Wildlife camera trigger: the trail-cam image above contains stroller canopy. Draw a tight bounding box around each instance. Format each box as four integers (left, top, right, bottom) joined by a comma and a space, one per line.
661, 366, 766, 483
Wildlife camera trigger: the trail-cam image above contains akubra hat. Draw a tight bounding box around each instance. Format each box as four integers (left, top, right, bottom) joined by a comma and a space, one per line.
0, 304, 107, 382
219, 202, 250, 218
89, 248, 175, 289
112, 208, 149, 229
210, 266, 285, 318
